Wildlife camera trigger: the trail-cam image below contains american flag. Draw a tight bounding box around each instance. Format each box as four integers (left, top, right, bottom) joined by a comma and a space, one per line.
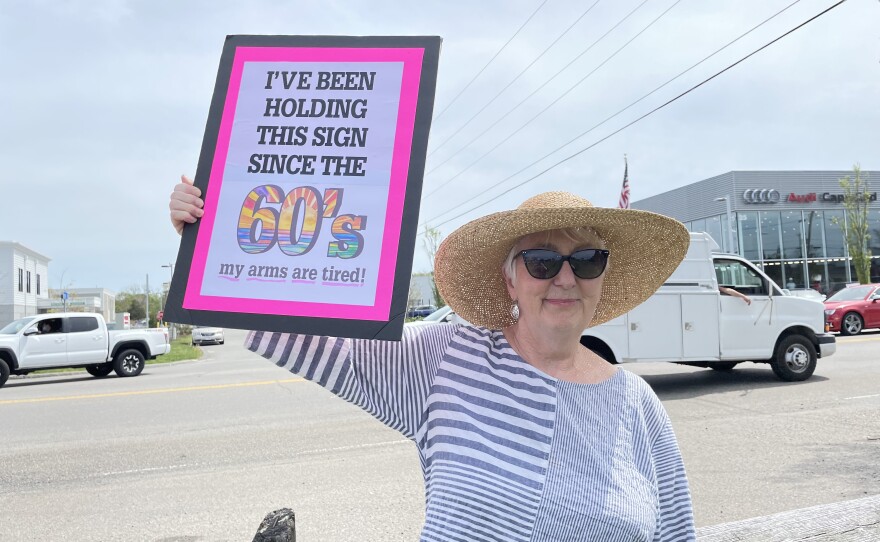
618, 157, 630, 209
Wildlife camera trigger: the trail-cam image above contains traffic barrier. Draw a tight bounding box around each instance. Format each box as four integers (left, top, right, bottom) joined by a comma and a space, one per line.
696, 494, 880, 541
252, 495, 880, 541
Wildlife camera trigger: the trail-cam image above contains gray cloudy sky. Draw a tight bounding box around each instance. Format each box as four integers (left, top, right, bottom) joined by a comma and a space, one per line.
1, 0, 877, 293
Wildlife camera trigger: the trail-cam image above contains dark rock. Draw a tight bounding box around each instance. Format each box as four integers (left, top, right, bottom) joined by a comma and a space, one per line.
252, 508, 295, 542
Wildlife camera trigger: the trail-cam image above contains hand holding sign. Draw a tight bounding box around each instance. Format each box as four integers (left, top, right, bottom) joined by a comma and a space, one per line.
170, 175, 204, 235
163, 35, 440, 340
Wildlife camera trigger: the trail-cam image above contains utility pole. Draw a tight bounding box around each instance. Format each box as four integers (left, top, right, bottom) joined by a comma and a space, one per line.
145, 274, 150, 328
161, 263, 174, 338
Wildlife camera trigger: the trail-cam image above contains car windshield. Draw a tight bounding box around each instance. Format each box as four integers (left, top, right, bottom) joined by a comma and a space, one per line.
826, 285, 874, 302
423, 306, 453, 322
0, 317, 36, 334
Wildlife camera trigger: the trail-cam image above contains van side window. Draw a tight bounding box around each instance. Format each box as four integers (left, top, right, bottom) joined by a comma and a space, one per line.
68, 316, 99, 333
714, 260, 767, 296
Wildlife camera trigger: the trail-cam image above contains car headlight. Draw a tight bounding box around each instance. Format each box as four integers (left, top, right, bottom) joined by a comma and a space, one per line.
824, 309, 836, 316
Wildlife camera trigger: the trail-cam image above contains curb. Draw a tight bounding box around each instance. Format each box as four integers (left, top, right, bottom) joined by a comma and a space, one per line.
696, 494, 880, 541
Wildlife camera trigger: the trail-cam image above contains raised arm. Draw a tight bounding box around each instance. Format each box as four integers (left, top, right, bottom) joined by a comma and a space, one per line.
246, 324, 457, 439
167, 175, 453, 438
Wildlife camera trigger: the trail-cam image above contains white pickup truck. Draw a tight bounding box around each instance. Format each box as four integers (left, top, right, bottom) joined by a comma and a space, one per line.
0, 312, 171, 388
580, 233, 836, 381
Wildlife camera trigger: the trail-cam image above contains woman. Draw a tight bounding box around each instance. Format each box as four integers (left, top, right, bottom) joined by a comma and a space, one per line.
170, 181, 696, 541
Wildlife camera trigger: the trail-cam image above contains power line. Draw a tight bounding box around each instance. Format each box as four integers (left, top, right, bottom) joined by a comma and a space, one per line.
424, 0, 802, 223
425, 0, 652, 181
423, 0, 672, 200
427, 0, 604, 158
430, 0, 550, 124
425, 0, 848, 231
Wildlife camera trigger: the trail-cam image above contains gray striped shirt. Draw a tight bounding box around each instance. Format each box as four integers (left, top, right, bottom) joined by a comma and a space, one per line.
246, 323, 695, 541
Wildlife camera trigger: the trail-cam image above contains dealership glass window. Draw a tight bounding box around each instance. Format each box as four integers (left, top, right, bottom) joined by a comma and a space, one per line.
737, 211, 760, 261
825, 260, 852, 297
36, 274, 40, 295
760, 211, 782, 260
867, 208, 880, 253
705, 215, 723, 249
804, 210, 825, 258
782, 261, 806, 289
26, 271, 31, 293
18, 268, 23, 292
691, 218, 706, 234
780, 210, 804, 259
807, 260, 829, 295
720, 214, 739, 254
761, 261, 783, 291
849, 256, 880, 283
823, 209, 847, 258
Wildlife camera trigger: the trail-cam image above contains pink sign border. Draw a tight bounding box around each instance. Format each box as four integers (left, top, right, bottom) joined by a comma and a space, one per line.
183, 46, 424, 321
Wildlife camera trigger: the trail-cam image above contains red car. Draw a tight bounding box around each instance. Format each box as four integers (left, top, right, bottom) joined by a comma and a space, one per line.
824, 283, 880, 335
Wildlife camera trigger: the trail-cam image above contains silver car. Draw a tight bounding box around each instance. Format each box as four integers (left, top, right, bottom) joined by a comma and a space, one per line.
191, 326, 225, 346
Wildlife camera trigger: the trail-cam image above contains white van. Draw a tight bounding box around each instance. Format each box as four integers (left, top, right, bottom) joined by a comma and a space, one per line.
580, 233, 836, 381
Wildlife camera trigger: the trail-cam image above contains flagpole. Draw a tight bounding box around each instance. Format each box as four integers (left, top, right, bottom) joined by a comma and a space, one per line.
618, 155, 630, 209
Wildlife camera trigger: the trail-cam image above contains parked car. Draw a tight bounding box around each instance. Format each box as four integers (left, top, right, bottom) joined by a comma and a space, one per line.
405, 306, 464, 327
406, 305, 437, 318
0, 312, 171, 388
192, 326, 225, 346
823, 283, 880, 335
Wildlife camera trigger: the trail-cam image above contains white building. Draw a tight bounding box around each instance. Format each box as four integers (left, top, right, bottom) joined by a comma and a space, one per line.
409, 274, 437, 308
0, 241, 51, 324
41, 288, 117, 323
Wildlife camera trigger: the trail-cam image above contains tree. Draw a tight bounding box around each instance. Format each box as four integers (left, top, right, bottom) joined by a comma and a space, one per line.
421, 225, 446, 308
406, 278, 422, 317
117, 287, 162, 327
834, 164, 872, 284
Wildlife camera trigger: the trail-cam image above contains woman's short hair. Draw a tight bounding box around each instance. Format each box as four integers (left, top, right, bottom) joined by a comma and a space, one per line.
502, 227, 606, 280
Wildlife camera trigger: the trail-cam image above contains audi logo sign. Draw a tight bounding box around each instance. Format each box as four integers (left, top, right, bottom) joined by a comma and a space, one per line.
743, 189, 781, 204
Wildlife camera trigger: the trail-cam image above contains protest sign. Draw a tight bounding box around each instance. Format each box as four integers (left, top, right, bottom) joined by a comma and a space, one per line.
164, 35, 440, 340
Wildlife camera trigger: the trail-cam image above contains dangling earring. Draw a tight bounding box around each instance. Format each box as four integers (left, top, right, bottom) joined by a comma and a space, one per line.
510, 301, 520, 321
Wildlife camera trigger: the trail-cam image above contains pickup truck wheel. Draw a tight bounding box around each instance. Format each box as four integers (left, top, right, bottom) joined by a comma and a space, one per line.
114, 349, 145, 377
86, 364, 114, 378
0, 358, 9, 388
840, 312, 863, 336
709, 361, 738, 372
771, 335, 816, 382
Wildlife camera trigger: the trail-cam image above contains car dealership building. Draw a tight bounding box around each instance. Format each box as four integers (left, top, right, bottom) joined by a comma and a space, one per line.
632, 170, 880, 295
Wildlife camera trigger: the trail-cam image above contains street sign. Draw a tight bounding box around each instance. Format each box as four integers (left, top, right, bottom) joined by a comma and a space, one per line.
62, 291, 69, 300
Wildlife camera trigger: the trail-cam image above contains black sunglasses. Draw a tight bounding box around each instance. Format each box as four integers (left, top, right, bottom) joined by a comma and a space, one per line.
516, 248, 610, 280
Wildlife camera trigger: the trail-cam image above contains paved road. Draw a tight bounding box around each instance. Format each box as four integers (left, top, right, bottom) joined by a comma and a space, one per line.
1, 329, 878, 541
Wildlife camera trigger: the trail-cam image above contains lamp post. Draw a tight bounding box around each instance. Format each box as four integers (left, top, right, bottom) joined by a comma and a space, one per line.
715, 195, 735, 254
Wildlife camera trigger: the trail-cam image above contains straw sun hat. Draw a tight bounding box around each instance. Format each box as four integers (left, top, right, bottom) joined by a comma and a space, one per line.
433, 191, 690, 330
